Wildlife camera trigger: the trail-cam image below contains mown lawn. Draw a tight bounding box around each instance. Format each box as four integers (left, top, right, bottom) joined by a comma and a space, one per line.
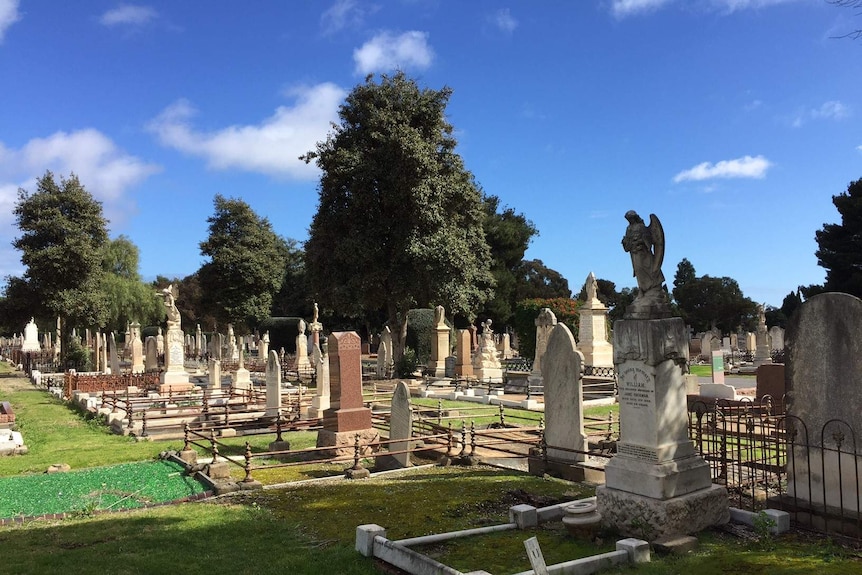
2, 365, 861, 574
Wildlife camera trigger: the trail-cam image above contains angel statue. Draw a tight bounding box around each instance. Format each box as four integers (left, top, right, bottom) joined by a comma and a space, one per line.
621, 211, 671, 318
159, 284, 181, 328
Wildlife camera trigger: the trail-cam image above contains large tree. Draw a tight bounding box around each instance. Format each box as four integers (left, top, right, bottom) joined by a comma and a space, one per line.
198, 195, 287, 333
517, 259, 571, 302
101, 235, 162, 333
13, 172, 109, 360
814, 178, 862, 297
671, 258, 757, 333
302, 72, 494, 359
479, 195, 538, 327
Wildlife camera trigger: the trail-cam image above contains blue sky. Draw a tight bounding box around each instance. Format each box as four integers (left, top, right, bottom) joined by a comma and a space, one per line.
1, 0, 860, 309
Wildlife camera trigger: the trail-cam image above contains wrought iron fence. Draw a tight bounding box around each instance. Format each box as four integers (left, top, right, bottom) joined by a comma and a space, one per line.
688, 396, 862, 539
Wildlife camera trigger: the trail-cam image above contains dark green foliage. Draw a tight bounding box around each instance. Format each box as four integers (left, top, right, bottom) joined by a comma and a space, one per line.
512, 298, 580, 359
100, 236, 162, 333
672, 259, 757, 333
609, 287, 636, 323
257, 317, 303, 354
13, 172, 109, 351
270, 238, 312, 318
815, 178, 862, 297
199, 195, 288, 333
395, 346, 419, 377
64, 337, 92, 371
303, 72, 494, 359
479, 195, 538, 327
515, 259, 571, 302
405, 308, 442, 364
0, 276, 40, 336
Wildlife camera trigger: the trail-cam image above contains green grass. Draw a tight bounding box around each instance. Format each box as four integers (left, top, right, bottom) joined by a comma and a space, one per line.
1, 466, 860, 575
0, 460, 204, 518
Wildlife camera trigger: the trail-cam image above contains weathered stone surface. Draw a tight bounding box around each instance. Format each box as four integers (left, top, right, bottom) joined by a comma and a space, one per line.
266, 350, 281, 416
377, 381, 412, 470
529, 308, 557, 386
318, 332, 373, 451
786, 293, 862, 513
755, 363, 785, 413
542, 323, 585, 463
596, 484, 729, 539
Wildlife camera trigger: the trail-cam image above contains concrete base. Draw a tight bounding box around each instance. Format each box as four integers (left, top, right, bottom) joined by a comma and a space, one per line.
316, 428, 379, 458
596, 483, 729, 539
603, 454, 712, 500
160, 370, 193, 393
345, 466, 371, 479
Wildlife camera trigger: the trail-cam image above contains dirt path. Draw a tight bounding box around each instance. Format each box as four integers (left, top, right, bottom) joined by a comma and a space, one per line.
0, 372, 35, 394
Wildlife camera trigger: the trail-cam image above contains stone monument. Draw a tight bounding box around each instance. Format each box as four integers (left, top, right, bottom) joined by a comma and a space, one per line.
376, 381, 413, 470
158, 284, 192, 391
577, 272, 613, 367
130, 321, 144, 373
315, 331, 377, 456
295, 319, 311, 372
376, 326, 393, 379
597, 211, 728, 539
535, 323, 599, 481
265, 349, 282, 417
753, 304, 771, 367
21, 319, 40, 352
472, 319, 502, 382
785, 292, 862, 518
308, 339, 331, 419
427, 305, 450, 378
232, 339, 253, 398
454, 329, 474, 378
259, 330, 270, 361
528, 308, 557, 388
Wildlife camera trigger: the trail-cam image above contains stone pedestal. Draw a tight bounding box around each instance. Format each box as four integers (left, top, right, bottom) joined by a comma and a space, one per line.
597, 317, 728, 539
455, 330, 473, 378
577, 276, 613, 368
428, 308, 450, 378
160, 325, 191, 392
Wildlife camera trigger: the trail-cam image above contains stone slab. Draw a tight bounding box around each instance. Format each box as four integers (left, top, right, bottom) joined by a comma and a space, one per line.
603, 453, 711, 500
652, 535, 698, 555
316, 428, 379, 458
596, 483, 729, 539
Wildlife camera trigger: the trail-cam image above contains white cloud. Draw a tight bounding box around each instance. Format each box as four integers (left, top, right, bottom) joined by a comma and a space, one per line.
791, 100, 850, 128
712, 0, 800, 13
673, 155, 772, 183
0, 129, 160, 278
811, 100, 849, 120
353, 31, 434, 75
492, 8, 518, 33
321, 0, 376, 35
611, 0, 802, 18
148, 83, 346, 179
611, 0, 674, 18
0, 0, 20, 42
100, 4, 158, 27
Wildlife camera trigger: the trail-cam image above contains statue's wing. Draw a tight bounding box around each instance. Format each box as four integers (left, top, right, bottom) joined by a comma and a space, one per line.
648, 213, 665, 274
171, 284, 179, 299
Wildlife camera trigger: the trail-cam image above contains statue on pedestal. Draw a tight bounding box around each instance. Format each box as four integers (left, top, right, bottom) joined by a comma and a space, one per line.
621, 211, 671, 319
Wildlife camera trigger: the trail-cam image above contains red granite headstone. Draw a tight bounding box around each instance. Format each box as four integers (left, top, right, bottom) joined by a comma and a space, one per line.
323, 331, 372, 432
756, 363, 786, 414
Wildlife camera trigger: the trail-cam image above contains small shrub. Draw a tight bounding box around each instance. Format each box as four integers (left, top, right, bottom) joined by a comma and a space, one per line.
396, 346, 419, 378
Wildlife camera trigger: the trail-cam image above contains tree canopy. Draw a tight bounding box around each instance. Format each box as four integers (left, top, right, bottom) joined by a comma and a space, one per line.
13, 172, 109, 356
198, 195, 287, 333
100, 236, 162, 333
671, 258, 757, 333
302, 72, 494, 358
814, 177, 862, 297
479, 195, 539, 327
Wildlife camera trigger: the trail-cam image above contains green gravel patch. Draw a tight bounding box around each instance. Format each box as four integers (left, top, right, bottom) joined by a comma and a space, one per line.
0, 459, 205, 519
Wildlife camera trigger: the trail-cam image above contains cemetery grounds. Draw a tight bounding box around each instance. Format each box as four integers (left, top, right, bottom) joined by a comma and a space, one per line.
0, 364, 860, 574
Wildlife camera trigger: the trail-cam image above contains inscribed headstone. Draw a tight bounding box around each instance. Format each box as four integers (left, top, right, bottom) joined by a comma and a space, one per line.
542, 323, 586, 463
